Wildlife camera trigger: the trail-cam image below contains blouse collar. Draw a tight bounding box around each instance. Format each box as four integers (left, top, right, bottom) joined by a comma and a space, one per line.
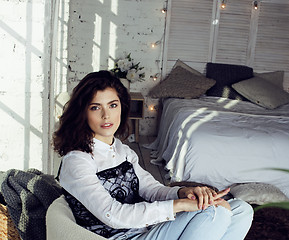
92, 137, 116, 152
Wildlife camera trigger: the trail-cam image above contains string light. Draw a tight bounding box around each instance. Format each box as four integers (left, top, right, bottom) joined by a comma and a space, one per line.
221, 0, 226, 9
149, 105, 157, 112
162, 0, 168, 14
151, 40, 162, 48
150, 73, 160, 81
253, 1, 258, 10
151, 41, 160, 48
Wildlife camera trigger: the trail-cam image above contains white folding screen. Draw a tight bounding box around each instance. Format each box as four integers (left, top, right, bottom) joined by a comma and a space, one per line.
162, 0, 214, 75
163, 0, 289, 87
253, 1, 289, 72
213, 0, 252, 65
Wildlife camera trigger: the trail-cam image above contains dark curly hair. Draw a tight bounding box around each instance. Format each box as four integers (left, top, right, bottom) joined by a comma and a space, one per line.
53, 71, 131, 156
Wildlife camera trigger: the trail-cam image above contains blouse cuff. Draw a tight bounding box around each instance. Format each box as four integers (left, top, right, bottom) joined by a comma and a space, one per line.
157, 200, 176, 223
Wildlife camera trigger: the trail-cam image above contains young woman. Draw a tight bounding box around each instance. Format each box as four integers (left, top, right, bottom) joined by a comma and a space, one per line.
53, 71, 253, 240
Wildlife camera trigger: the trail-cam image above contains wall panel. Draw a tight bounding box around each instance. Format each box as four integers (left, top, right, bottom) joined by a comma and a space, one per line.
163, 0, 289, 90
164, 0, 214, 74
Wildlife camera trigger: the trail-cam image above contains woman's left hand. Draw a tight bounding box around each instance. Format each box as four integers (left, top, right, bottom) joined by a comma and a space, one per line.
178, 186, 229, 210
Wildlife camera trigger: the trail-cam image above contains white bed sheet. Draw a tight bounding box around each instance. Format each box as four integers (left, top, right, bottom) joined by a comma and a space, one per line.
145, 96, 289, 197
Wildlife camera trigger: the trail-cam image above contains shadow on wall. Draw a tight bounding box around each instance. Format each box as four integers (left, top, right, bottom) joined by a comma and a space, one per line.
67, 0, 153, 90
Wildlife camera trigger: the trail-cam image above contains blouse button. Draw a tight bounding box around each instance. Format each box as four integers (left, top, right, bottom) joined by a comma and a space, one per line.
112, 155, 115, 158
166, 217, 169, 221
106, 213, 110, 217
145, 224, 149, 227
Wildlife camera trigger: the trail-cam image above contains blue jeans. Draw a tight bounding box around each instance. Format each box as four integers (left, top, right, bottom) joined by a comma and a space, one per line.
130, 199, 253, 240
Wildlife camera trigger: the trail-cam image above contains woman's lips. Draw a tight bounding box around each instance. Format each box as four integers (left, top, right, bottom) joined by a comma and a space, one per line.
101, 123, 113, 129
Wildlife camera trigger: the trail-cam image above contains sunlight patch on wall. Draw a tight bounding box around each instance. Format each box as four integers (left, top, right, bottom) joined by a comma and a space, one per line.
108, 21, 117, 69
111, 0, 118, 15
92, 13, 102, 71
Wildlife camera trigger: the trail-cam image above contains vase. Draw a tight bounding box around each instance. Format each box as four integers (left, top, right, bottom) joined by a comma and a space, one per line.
120, 78, 130, 91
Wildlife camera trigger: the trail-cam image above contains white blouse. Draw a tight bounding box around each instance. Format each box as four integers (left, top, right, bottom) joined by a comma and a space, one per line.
59, 138, 180, 230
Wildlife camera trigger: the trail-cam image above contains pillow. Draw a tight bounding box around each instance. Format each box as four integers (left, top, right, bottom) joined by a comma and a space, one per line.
229, 183, 289, 205
232, 76, 289, 109
172, 59, 203, 76
205, 62, 254, 100
149, 66, 216, 99
254, 71, 284, 89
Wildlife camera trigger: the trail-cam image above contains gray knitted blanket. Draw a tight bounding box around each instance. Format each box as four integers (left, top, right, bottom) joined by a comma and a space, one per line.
1, 168, 62, 240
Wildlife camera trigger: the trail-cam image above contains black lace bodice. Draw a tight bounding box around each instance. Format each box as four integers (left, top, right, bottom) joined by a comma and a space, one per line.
63, 160, 145, 238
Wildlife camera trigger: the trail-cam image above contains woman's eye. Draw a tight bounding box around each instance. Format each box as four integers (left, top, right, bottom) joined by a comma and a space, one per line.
90, 106, 100, 111
110, 103, 118, 108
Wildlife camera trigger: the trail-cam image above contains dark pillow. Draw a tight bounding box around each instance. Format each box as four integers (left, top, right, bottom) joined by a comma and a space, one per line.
205, 62, 254, 100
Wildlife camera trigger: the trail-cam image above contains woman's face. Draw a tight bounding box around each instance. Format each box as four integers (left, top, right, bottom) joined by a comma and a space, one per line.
87, 87, 121, 145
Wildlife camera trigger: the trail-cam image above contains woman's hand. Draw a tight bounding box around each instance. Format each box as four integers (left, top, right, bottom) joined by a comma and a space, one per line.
178, 186, 230, 210
173, 197, 228, 214
173, 198, 200, 213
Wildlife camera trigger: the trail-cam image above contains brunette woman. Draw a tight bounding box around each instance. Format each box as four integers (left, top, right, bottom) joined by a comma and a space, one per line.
53, 71, 253, 240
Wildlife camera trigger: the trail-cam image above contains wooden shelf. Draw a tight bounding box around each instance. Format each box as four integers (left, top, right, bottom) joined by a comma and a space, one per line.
129, 92, 144, 119
129, 92, 144, 142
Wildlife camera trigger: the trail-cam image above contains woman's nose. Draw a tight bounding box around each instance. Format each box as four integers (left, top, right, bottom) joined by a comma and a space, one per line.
102, 109, 109, 119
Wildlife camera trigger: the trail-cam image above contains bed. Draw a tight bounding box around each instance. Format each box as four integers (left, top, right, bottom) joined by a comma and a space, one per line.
147, 61, 289, 199
147, 60, 289, 239
146, 96, 289, 197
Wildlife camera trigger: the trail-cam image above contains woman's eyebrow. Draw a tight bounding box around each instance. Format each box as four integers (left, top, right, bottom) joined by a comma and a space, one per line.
89, 99, 119, 105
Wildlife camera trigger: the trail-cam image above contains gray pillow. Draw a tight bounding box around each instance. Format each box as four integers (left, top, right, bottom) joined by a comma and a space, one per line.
254, 71, 284, 89
149, 65, 216, 99
230, 182, 289, 205
232, 76, 289, 109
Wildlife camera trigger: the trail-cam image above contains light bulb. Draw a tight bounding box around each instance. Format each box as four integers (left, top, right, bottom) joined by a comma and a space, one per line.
151, 41, 161, 48
253, 1, 258, 10
221, 0, 226, 9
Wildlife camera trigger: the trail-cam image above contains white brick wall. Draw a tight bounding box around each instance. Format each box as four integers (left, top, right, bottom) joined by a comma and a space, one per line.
66, 0, 167, 136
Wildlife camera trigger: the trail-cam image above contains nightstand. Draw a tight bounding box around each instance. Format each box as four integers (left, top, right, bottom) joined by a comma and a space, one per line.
129, 92, 144, 143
